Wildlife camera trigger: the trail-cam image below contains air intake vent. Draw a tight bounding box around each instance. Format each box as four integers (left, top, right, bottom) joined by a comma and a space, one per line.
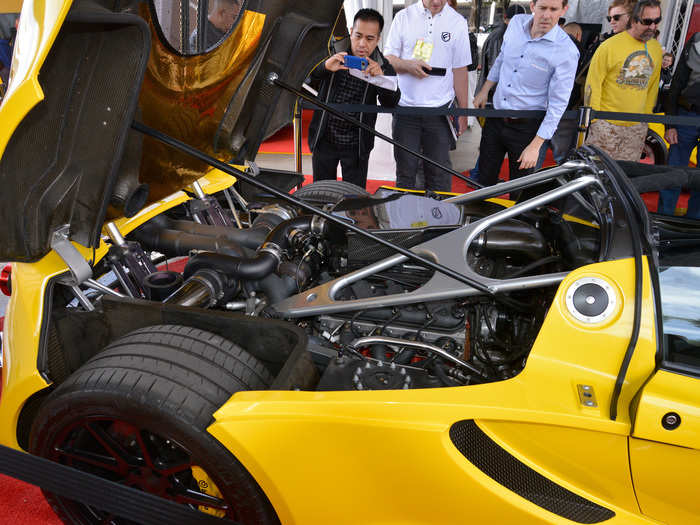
449, 420, 615, 523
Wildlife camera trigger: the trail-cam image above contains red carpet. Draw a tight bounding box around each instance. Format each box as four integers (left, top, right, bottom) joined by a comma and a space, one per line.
258, 110, 312, 155
0, 475, 60, 524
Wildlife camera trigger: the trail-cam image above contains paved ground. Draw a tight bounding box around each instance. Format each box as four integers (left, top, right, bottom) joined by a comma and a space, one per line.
252, 113, 482, 183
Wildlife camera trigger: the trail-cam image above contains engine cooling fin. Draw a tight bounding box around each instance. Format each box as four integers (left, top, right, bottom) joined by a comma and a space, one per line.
449, 420, 615, 524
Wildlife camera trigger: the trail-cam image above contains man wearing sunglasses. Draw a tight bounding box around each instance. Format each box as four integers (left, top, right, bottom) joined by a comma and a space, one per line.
584, 0, 663, 161
605, 0, 634, 38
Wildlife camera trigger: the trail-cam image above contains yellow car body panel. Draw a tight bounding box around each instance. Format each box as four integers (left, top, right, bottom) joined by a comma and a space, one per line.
479, 420, 641, 515
108, 169, 238, 237
190, 169, 239, 195
649, 120, 698, 166
2, 2, 696, 524
0, 241, 108, 450
628, 369, 700, 525
0, 0, 71, 156
633, 369, 700, 449
0, 165, 239, 451
630, 436, 700, 525
207, 257, 659, 524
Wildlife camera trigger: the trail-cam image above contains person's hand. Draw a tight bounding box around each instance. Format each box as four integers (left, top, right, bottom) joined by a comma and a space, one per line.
404, 59, 430, 78
473, 89, 488, 109
365, 57, 382, 77
517, 140, 542, 170
457, 115, 469, 136
325, 52, 348, 72
665, 128, 678, 145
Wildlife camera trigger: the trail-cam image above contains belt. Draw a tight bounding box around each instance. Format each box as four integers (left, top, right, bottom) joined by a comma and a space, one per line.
502, 116, 538, 123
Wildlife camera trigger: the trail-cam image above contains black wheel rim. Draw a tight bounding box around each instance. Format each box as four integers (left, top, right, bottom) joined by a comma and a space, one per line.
47, 416, 236, 523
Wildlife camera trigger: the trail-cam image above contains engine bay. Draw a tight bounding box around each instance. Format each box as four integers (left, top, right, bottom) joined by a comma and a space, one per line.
42, 162, 612, 393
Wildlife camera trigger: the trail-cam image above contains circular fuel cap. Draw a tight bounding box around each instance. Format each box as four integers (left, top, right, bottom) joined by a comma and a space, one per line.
565, 277, 616, 324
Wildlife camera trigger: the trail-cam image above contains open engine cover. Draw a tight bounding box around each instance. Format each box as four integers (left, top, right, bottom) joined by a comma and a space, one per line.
0, 0, 343, 262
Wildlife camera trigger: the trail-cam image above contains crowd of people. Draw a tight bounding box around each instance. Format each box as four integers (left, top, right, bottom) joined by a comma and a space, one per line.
308, 0, 700, 218
2, 1, 697, 217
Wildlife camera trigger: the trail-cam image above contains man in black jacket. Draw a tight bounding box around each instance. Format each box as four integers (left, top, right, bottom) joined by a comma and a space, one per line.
658, 32, 700, 218
308, 9, 400, 189
475, 4, 526, 98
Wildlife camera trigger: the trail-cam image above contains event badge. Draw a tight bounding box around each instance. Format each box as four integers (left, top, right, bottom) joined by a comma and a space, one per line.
412, 39, 433, 61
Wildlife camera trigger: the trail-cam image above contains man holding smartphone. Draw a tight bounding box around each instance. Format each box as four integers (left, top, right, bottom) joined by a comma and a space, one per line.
308, 9, 400, 190
384, 0, 471, 192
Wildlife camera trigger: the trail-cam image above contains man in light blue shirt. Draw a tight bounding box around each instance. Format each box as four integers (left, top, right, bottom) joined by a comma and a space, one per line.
473, 0, 579, 190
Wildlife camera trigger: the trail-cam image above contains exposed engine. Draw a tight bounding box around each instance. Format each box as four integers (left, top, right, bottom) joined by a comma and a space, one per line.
84, 183, 601, 390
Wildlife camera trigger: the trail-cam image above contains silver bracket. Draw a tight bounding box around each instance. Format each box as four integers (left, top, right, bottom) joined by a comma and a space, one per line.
577, 384, 598, 407
51, 226, 92, 286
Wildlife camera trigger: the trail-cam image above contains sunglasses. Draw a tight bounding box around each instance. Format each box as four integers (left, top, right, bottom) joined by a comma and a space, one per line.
638, 16, 662, 25
606, 13, 626, 22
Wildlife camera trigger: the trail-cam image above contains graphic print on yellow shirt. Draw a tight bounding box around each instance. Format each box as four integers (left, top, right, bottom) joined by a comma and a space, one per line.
616, 51, 654, 90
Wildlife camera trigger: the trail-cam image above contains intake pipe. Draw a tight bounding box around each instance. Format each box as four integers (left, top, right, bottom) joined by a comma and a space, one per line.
145, 213, 284, 250
130, 223, 250, 258
184, 251, 279, 281
183, 216, 327, 282
474, 220, 546, 261
108, 130, 149, 218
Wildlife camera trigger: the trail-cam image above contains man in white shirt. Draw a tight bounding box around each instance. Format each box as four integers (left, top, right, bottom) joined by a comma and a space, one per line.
384, 0, 471, 192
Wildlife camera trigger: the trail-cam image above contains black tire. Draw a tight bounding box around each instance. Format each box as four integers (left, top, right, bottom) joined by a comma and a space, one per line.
29, 324, 279, 525
293, 180, 370, 206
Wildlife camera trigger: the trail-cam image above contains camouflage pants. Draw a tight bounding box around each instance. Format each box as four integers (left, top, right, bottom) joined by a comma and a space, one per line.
585, 119, 648, 162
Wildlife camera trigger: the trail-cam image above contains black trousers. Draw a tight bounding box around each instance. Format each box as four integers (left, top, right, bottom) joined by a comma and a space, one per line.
478, 117, 542, 187
312, 139, 369, 189
392, 112, 454, 192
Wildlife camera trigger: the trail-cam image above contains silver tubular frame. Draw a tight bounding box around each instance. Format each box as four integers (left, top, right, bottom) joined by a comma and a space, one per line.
443, 160, 591, 205
444, 160, 600, 220
350, 336, 483, 375
273, 173, 601, 318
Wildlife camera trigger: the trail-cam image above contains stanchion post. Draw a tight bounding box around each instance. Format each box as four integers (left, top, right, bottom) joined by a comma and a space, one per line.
576, 106, 592, 148
293, 97, 303, 188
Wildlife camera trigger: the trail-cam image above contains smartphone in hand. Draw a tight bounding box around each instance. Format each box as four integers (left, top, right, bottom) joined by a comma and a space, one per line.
422, 66, 446, 76
344, 55, 369, 71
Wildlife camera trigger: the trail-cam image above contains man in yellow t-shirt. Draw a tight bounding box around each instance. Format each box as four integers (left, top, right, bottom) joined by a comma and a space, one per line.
584, 0, 663, 161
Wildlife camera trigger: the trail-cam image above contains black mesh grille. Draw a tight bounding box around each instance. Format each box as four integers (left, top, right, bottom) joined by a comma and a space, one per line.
45, 322, 69, 384
449, 420, 615, 523
346, 227, 451, 268
348, 230, 423, 266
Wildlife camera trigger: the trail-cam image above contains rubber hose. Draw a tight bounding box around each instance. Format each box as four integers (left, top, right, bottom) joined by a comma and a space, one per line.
183, 216, 324, 283
131, 224, 248, 258
146, 214, 281, 250
184, 251, 278, 281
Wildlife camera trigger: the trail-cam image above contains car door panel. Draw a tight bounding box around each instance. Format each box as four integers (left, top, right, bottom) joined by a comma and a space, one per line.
631, 370, 700, 524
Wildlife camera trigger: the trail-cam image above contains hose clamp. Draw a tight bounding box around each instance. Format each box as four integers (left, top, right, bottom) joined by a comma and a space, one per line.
257, 204, 295, 222
259, 242, 283, 264
310, 215, 327, 235
288, 228, 306, 244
